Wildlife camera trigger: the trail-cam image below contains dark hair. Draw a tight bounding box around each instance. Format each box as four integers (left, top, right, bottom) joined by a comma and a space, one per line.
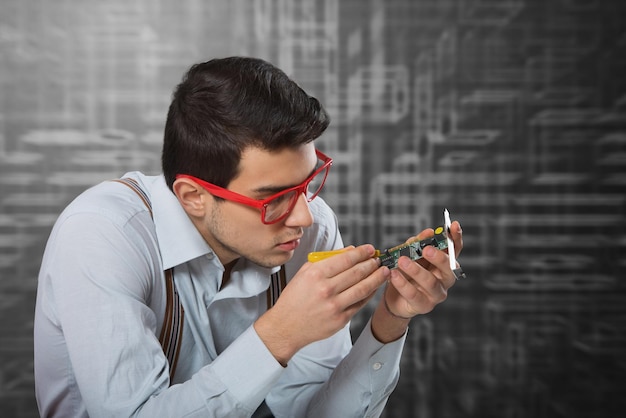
162, 56, 330, 190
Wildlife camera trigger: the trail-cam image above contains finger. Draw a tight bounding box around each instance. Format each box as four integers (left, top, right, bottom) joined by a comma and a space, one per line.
312, 244, 378, 278
388, 267, 444, 315
342, 269, 389, 316
395, 254, 447, 295
388, 267, 421, 302
450, 220, 463, 257
331, 256, 383, 294
404, 228, 435, 244
421, 246, 458, 289
337, 265, 390, 308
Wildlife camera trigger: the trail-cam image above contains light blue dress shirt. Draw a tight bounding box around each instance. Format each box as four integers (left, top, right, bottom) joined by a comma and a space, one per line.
34, 173, 406, 417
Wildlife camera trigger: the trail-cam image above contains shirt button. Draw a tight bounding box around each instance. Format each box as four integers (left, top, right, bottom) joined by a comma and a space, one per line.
206, 253, 214, 260
372, 362, 382, 371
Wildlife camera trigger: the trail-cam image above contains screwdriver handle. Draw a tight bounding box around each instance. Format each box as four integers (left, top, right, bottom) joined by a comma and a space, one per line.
307, 248, 381, 263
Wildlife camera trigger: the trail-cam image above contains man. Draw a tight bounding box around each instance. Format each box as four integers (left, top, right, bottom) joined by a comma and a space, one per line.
34, 57, 464, 417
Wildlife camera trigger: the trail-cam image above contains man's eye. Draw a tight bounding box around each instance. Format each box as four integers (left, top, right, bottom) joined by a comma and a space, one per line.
269, 193, 290, 205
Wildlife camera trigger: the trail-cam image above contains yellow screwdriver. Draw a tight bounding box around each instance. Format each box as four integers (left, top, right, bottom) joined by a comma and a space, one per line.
307, 225, 448, 268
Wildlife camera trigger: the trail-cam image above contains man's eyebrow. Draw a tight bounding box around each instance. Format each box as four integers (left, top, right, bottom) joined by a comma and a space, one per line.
252, 185, 292, 195
252, 166, 318, 195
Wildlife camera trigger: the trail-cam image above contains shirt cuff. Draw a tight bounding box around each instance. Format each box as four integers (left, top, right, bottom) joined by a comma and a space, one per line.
351, 318, 407, 393
203, 325, 285, 412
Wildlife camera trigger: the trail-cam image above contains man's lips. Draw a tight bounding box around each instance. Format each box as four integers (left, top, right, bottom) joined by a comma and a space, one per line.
277, 238, 301, 251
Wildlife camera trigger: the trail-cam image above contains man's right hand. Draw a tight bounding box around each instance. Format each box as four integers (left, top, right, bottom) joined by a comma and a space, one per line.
254, 244, 390, 365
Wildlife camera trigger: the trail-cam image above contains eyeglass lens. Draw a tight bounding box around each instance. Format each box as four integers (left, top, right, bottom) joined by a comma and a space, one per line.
306, 165, 327, 199
263, 163, 329, 223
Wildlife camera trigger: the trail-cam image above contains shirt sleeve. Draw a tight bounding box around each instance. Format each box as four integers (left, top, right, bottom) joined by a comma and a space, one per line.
265, 319, 405, 418
310, 319, 406, 418
36, 211, 284, 417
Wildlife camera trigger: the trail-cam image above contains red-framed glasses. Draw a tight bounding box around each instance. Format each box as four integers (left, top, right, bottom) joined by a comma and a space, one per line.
176, 149, 333, 224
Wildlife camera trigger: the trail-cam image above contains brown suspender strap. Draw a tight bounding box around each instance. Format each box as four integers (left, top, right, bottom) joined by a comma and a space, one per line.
267, 264, 287, 309
158, 268, 184, 378
111, 178, 184, 379
111, 178, 152, 217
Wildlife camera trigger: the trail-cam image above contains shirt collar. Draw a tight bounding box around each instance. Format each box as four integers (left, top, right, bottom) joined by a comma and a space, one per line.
148, 175, 213, 269
215, 258, 278, 301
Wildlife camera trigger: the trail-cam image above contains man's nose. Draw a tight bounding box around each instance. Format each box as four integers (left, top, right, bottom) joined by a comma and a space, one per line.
284, 192, 314, 227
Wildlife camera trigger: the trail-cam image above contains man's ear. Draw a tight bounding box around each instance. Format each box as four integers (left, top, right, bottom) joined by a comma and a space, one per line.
173, 178, 207, 217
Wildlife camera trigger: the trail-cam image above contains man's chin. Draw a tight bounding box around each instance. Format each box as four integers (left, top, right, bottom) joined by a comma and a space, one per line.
249, 251, 294, 269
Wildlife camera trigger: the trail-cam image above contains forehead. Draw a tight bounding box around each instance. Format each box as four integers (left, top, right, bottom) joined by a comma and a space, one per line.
230, 144, 317, 191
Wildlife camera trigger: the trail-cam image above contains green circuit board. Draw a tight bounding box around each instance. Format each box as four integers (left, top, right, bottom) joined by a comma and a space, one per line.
377, 226, 449, 269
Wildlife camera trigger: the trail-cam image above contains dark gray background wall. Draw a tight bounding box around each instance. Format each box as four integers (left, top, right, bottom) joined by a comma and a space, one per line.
1, 1, 625, 417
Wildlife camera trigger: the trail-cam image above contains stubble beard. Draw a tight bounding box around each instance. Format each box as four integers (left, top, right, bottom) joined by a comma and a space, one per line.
207, 203, 303, 269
